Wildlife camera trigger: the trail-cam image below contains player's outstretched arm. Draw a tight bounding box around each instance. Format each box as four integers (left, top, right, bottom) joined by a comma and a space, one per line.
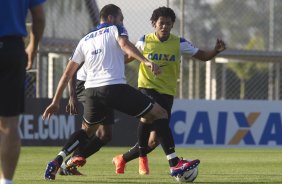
117, 36, 161, 75
42, 61, 80, 120
193, 38, 226, 61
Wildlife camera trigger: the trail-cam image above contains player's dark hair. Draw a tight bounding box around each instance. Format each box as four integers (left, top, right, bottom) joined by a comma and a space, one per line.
150, 7, 176, 25
99, 4, 121, 21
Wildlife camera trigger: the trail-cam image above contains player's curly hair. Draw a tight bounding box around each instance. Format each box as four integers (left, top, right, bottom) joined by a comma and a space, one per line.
150, 7, 176, 25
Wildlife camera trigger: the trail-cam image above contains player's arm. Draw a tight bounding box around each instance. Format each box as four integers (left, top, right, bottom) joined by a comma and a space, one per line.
66, 62, 84, 115
25, 4, 45, 70
193, 39, 226, 61
124, 54, 135, 64
117, 36, 160, 75
42, 61, 80, 120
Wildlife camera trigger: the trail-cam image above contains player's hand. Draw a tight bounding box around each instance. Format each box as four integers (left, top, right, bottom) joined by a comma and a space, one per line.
144, 61, 161, 75
25, 45, 36, 70
66, 97, 78, 115
42, 103, 60, 120
214, 39, 226, 53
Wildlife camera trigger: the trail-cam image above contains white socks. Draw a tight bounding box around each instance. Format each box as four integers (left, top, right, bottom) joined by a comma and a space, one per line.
0, 178, 12, 184
58, 151, 66, 159
166, 152, 177, 160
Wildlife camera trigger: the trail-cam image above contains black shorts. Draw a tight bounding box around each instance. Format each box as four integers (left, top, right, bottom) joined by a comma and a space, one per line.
83, 84, 154, 124
0, 36, 26, 116
139, 88, 174, 120
76, 79, 114, 125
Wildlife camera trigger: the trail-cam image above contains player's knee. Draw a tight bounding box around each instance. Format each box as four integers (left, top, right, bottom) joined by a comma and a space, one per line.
151, 103, 168, 120
142, 103, 168, 123
96, 129, 112, 143
82, 122, 98, 137
98, 133, 112, 143
148, 139, 159, 148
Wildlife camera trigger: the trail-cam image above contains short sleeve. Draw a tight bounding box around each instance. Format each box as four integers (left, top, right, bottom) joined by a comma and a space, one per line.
180, 37, 199, 56
135, 35, 145, 52
70, 40, 84, 64
114, 25, 129, 40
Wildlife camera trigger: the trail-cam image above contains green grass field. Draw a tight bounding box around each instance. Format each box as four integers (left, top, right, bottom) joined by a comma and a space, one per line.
14, 147, 282, 184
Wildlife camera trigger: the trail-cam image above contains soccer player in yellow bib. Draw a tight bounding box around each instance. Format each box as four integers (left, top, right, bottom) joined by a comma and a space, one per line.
112, 6, 226, 176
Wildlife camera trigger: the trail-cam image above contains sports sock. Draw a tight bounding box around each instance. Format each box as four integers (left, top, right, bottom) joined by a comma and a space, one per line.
153, 118, 179, 167
166, 153, 179, 167
75, 135, 105, 158
55, 129, 89, 165
54, 151, 66, 166
0, 179, 12, 184
137, 122, 151, 157
123, 143, 155, 162
61, 129, 89, 155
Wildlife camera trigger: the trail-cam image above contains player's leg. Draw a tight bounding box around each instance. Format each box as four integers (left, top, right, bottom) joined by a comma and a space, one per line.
67, 108, 113, 159
58, 122, 98, 176
69, 123, 112, 159
45, 79, 91, 178
140, 105, 200, 177
113, 124, 157, 174
144, 91, 200, 176
0, 39, 25, 183
58, 86, 114, 176
61, 88, 114, 171
0, 116, 21, 181
107, 84, 167, 174
44, 123, 92, 180
114, 88, 200, 176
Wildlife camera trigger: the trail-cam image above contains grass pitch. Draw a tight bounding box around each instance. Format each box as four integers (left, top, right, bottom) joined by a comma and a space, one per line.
14, 147, 282, 184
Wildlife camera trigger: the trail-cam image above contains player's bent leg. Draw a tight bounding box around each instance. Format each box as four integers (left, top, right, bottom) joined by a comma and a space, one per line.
141, 102, 168, 123
95, 124, 112, 143
136, 105, 166, 176
138, 131, 159, 175
148, 131, 159, 148
81, 121, 98, 137
0, 116, 21, 181
45, 121, 95, 178
61, 123, 112, 176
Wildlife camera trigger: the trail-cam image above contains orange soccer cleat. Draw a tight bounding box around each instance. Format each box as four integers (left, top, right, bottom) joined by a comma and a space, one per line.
139, 156, 149, 175
112, 154, 126, 174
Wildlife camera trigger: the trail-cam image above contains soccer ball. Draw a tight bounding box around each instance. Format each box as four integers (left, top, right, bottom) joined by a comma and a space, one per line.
174, 166, 198, 183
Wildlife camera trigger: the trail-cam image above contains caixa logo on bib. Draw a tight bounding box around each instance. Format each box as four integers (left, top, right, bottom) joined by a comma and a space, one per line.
170, 111, 282, 147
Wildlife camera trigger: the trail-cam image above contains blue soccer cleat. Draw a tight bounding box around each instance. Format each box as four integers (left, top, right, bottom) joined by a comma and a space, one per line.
44, 160, 59, 180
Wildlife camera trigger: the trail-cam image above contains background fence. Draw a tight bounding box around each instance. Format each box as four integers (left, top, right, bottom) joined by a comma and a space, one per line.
25, 0, 282, 100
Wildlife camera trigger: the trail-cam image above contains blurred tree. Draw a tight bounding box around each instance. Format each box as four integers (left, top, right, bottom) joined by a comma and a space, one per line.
173, 0, 222, 48
214, 0, 267, 49
227, 30, 266, 99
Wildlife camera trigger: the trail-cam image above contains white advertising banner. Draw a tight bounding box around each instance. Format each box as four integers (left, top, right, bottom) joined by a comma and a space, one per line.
170, 100, 282, 147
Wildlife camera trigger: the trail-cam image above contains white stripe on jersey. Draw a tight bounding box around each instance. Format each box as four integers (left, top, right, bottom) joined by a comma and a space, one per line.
71, 24, 128, 88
